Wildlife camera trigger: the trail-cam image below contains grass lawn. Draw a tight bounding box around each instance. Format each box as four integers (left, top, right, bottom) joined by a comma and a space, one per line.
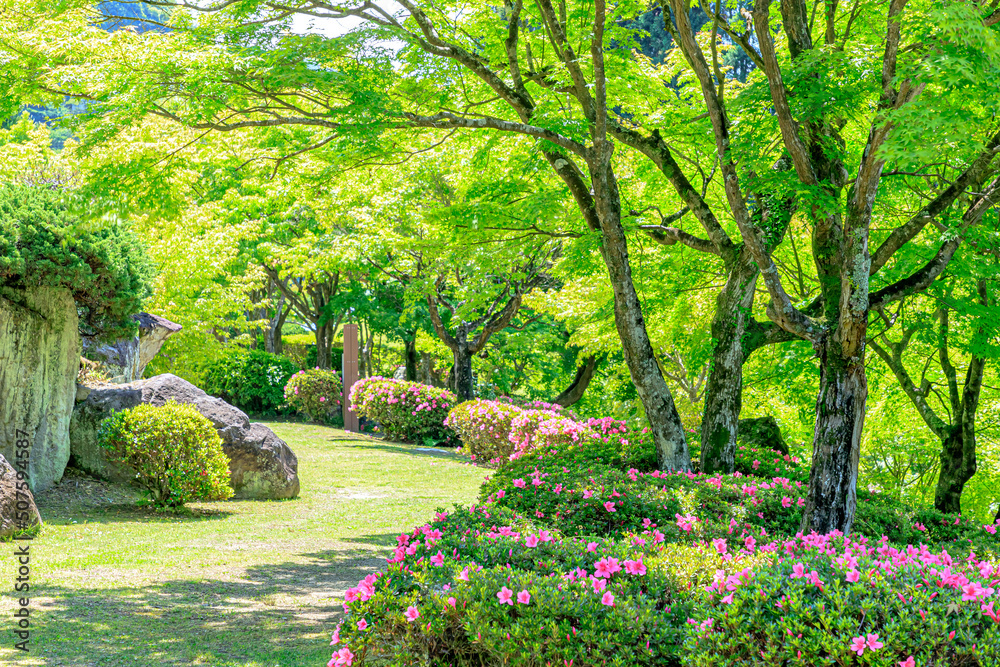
0, 422, 486, 666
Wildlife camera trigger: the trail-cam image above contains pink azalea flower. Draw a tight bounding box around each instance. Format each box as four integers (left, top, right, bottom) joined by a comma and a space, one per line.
586, 542, 598, 552
781, 496, 792, 508
517, 590, 531, 604
797, 498, 805, 507
624, 558, 647, 576
899, 657, 916, 667
525, 534, 539, 548
594, 557, 621, 578
497, 586, 514, 605
592, 577, 607, 593
866, 633, 883, 651
604, 501, 617, 513
430, 551, 445, 566
720, 593, 734, 604
329, 647, 354, 667
356, 619, 368, 631
404, 606, 420, 622
601, 592, 615, 606
513, 478, 526, 488
330, 626, 341, 645
790, 563, 806, 579
447, 596, 456, 607
846, 569, 860, 583
849, 636, 867, 656
712, 538, 727, 555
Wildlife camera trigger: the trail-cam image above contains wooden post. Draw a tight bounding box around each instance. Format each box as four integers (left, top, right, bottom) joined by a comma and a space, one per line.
342, 323, 360, 432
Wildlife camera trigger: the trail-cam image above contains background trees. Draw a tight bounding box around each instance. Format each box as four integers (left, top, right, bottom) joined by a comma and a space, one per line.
4, 0, 999, 525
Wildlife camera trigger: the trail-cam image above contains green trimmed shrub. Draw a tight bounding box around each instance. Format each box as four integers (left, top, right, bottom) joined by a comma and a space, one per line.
0, 183, 154, 341
284, 368, 343, 424
97, 401, 233, 507
201, 348, 298, 415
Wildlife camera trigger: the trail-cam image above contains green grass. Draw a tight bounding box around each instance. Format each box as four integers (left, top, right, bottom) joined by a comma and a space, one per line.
0, 423, 486, 666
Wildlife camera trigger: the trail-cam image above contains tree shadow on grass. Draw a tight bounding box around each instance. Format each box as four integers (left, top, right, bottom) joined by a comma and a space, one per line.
345, 442, 465, 461
15, 548, 384, 667
37, 502, 236, 527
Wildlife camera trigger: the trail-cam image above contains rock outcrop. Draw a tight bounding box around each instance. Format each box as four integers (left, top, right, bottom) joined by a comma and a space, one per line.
0, 454, 42, 540
82, 313, 182, 383
70, 374, 299, 499
737, 416, 790, 456
0, 287, 79, 492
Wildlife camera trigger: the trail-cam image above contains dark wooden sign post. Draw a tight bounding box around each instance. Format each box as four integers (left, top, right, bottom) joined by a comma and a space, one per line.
342, 323, 360, 432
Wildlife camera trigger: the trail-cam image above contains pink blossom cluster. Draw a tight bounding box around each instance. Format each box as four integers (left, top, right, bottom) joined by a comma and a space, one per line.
348, 377, 456, 441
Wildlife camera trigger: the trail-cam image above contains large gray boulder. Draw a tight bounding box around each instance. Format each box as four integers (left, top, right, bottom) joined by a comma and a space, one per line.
0, 454, 42, 540
82, 313, 183, 383
0, 287, 79, 492
70, 374, 299, 499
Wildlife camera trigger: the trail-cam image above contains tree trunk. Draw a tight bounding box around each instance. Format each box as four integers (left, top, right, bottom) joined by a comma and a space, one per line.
588, 148, 690, 471
934, 429, 976, 514
801, 341, 867, 534
315, 322, 332, 370
403, 335, 418, 382
553, 355, 597, 407
452, 347, 474, 401
700, 253, 758, 473
934, 350, 984, 514
265, 300, 289, 356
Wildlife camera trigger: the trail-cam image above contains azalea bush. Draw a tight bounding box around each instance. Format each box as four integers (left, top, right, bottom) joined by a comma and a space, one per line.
733, 444, 807, 481
97, 401, 233, 507
328, 493, 1000, 667
328, 398, 1000, 667
444, 399, 523, 463
328, 506, 721, 667
685, 533, 1000, 665
284, 368, 343, 424
350, 377, 457, 445
509, 410, 598, 460
497, 395, 579, 421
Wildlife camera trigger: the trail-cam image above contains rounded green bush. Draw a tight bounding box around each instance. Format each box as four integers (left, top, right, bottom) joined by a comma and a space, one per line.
284, 368, 343, 424
97, 401, 234, 507
202, 348, 298, 415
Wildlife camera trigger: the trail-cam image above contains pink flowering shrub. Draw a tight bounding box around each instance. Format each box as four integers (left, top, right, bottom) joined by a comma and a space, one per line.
732, 443, 806, 481
444, 399, 523, 462
481, 437, 1000, 552
350, 377, 457, 444
496, 395, 579, 421
329, 505, 716, 666
283, 368, 343, 424
685, 532, 1000, 665
327, 495, 1000, 666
